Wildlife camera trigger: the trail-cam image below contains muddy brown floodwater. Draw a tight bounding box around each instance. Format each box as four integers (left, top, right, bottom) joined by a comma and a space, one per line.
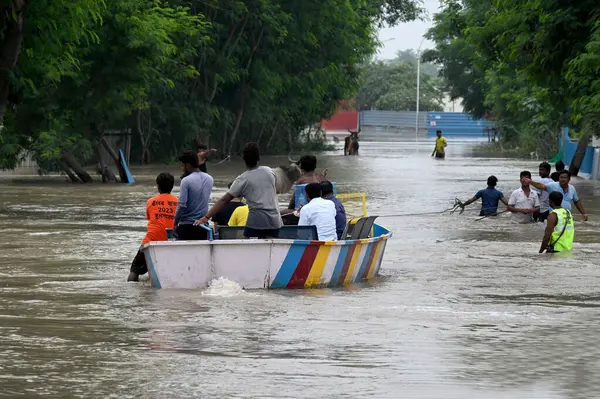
1, 139, 600, 398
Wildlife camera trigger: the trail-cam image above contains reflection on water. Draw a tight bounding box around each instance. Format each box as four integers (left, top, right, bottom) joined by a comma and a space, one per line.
1, 138, 599, 398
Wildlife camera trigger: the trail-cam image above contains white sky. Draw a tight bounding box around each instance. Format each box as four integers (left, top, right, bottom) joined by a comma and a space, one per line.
376, 0, 441, 59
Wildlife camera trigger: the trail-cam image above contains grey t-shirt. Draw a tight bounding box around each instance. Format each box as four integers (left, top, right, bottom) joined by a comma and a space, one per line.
228, 166, 282, 230
174, 171, 214, 225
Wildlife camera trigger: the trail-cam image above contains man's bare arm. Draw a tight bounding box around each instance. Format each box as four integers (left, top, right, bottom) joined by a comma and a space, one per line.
574, 200, 588, 221
540, 213, 557, 253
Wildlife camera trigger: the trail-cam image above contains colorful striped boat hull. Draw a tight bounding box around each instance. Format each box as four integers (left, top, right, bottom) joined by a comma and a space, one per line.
142, 224, 392, 289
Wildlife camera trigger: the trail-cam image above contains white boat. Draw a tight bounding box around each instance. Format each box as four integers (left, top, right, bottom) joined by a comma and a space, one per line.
141, 219, 391, 289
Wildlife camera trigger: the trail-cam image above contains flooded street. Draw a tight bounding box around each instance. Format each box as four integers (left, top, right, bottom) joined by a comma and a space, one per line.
1, 139, 600, 398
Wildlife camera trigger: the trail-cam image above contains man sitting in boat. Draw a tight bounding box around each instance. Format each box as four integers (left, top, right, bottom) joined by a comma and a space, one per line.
281, 155, 327, 224
321, 181, 346, 240
194, 142, 282, 238
298, 182, 337, 241
211, 181, 246, 227
128, 173, 178, 282
228, 203, 249, 226
175, 151, 214, 240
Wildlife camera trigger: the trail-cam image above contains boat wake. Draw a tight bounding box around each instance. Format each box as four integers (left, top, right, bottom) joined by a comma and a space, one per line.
202, 277, 246, 297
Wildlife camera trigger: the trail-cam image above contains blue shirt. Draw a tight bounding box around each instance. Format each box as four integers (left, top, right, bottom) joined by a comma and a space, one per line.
174, 172, 213, 225
475, 187, 504, 216
544, 182, 579, 211
327, 195, 347, 240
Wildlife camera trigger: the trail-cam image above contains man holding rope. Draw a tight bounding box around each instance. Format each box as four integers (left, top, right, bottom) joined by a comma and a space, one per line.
457, 175, 510, 216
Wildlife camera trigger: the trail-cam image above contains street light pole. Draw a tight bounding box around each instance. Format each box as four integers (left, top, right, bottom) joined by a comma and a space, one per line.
415, 37, 426, 148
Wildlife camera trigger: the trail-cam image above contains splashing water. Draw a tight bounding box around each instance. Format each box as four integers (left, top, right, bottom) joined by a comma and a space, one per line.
202, 277, 246, 297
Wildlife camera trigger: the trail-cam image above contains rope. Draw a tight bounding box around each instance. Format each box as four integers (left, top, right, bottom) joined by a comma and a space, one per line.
215, 155, 231, 165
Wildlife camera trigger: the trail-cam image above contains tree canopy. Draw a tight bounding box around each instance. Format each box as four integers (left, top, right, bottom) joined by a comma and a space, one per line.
0, 0, 423, 176
424, 0, 600, 166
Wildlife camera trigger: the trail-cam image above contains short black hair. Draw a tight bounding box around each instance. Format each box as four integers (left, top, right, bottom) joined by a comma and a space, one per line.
539, 162, 551, 172
243, 142, 260, 168
520, 170, 532, 179
305, 182, 322, 200
555, 161, 565, 171
179, 150, 199, 167
436, 130, 442, 134
156, 172, 175, 194
549, 191, 563, 206
197, 144, 208, 151
558, 169, 571, 179
320, 181, 334, 196
487, 175, 498, 187
299, 155, 317, 172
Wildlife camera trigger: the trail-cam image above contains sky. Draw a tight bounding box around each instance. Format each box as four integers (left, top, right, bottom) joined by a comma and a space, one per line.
376, 0, 441, 60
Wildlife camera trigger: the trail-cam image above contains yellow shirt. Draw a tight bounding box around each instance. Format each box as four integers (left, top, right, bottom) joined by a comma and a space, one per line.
435, 137, 447, 153
228, 205, 249, 226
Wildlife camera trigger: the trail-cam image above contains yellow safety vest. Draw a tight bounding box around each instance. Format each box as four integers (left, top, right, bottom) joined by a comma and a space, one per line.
550, 208, 574, 252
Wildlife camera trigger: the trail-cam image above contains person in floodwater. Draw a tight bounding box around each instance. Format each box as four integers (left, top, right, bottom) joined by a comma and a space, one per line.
299, 182, 337, 241
197, 144, 218, 174
175, 151, 214, 240
128, 173, 178, 282
195, 142, 282, 238
431, 130, 447, 159
458, 175, 510, 216
524, 170, 588, 221
539, 191, 574, 253
550, 160, 565, 182
507, 171, 540, 224
534, 162, 555, 222
321, 181, 347, 240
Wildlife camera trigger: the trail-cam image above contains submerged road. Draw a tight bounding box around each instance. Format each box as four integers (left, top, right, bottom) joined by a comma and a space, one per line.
1, 139, 599, 398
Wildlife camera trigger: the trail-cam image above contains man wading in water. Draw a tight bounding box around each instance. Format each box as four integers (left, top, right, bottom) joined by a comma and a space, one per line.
195, 142, 282, 238
524, 170, 588, 221
458, 175, 509, 216
539, 191, 574, 253
432, 130, 447, 159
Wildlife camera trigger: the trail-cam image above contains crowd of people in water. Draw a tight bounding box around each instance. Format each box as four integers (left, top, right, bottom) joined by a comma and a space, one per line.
128, 142, 346, 281
128, 134, 587, 281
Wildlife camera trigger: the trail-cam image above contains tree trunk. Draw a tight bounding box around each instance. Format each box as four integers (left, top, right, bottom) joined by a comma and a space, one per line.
61, 151, 93, 183
266, 119, 280, 150
100, 137, 127, 182
97, 140, 107, 182
228, 97, 246, 156
569, 134, 590, 177
59, 161, 82, 183
0, 0, 30, 128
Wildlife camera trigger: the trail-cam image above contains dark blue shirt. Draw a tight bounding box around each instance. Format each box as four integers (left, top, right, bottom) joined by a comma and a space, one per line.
475, 187, 504, 216
326, 195, 347, 240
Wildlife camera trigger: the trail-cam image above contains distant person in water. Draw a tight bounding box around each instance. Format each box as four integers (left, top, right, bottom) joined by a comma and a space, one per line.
539, 191, 574, 253
197, 144, 218, 173
551, 160, 565, 182
524, 170, 588, 221
534, 162, 554, 222
174, 151, 214, 240
507, 171, 540, 224
195, 142, 282, 238
128, 173, 177, 282
458, 175, 509, 216
432, 130, 447, 158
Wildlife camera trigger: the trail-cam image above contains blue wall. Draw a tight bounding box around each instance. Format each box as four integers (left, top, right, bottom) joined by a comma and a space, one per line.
426, 112, 494, 137
561, 127, 595, 175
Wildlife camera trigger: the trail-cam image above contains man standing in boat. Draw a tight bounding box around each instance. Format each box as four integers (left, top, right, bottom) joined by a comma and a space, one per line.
195, 142, 282, 238
128, 173, 178, 282
175, 151, 214, 240
539, 191, 574, 253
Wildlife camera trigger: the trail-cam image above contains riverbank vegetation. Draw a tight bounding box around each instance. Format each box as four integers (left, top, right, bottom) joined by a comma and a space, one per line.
424, 0, 600, 175
0, 0, 421, 180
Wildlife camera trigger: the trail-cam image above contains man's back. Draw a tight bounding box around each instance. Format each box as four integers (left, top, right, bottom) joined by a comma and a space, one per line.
299, 197, 337, 241
175, 172, 213, 225
327, 196, 347, 239
229, 166, 282, 230
144, 193, 178, 244
476, 187, 504, 215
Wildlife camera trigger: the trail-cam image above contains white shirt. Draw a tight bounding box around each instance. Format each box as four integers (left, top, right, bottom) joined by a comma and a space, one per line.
508, 187, 540, 223
298, 197, 337, 241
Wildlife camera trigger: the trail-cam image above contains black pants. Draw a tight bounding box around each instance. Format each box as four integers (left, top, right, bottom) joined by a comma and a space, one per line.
130, 250, 148, 275
175, 224, 209, 240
